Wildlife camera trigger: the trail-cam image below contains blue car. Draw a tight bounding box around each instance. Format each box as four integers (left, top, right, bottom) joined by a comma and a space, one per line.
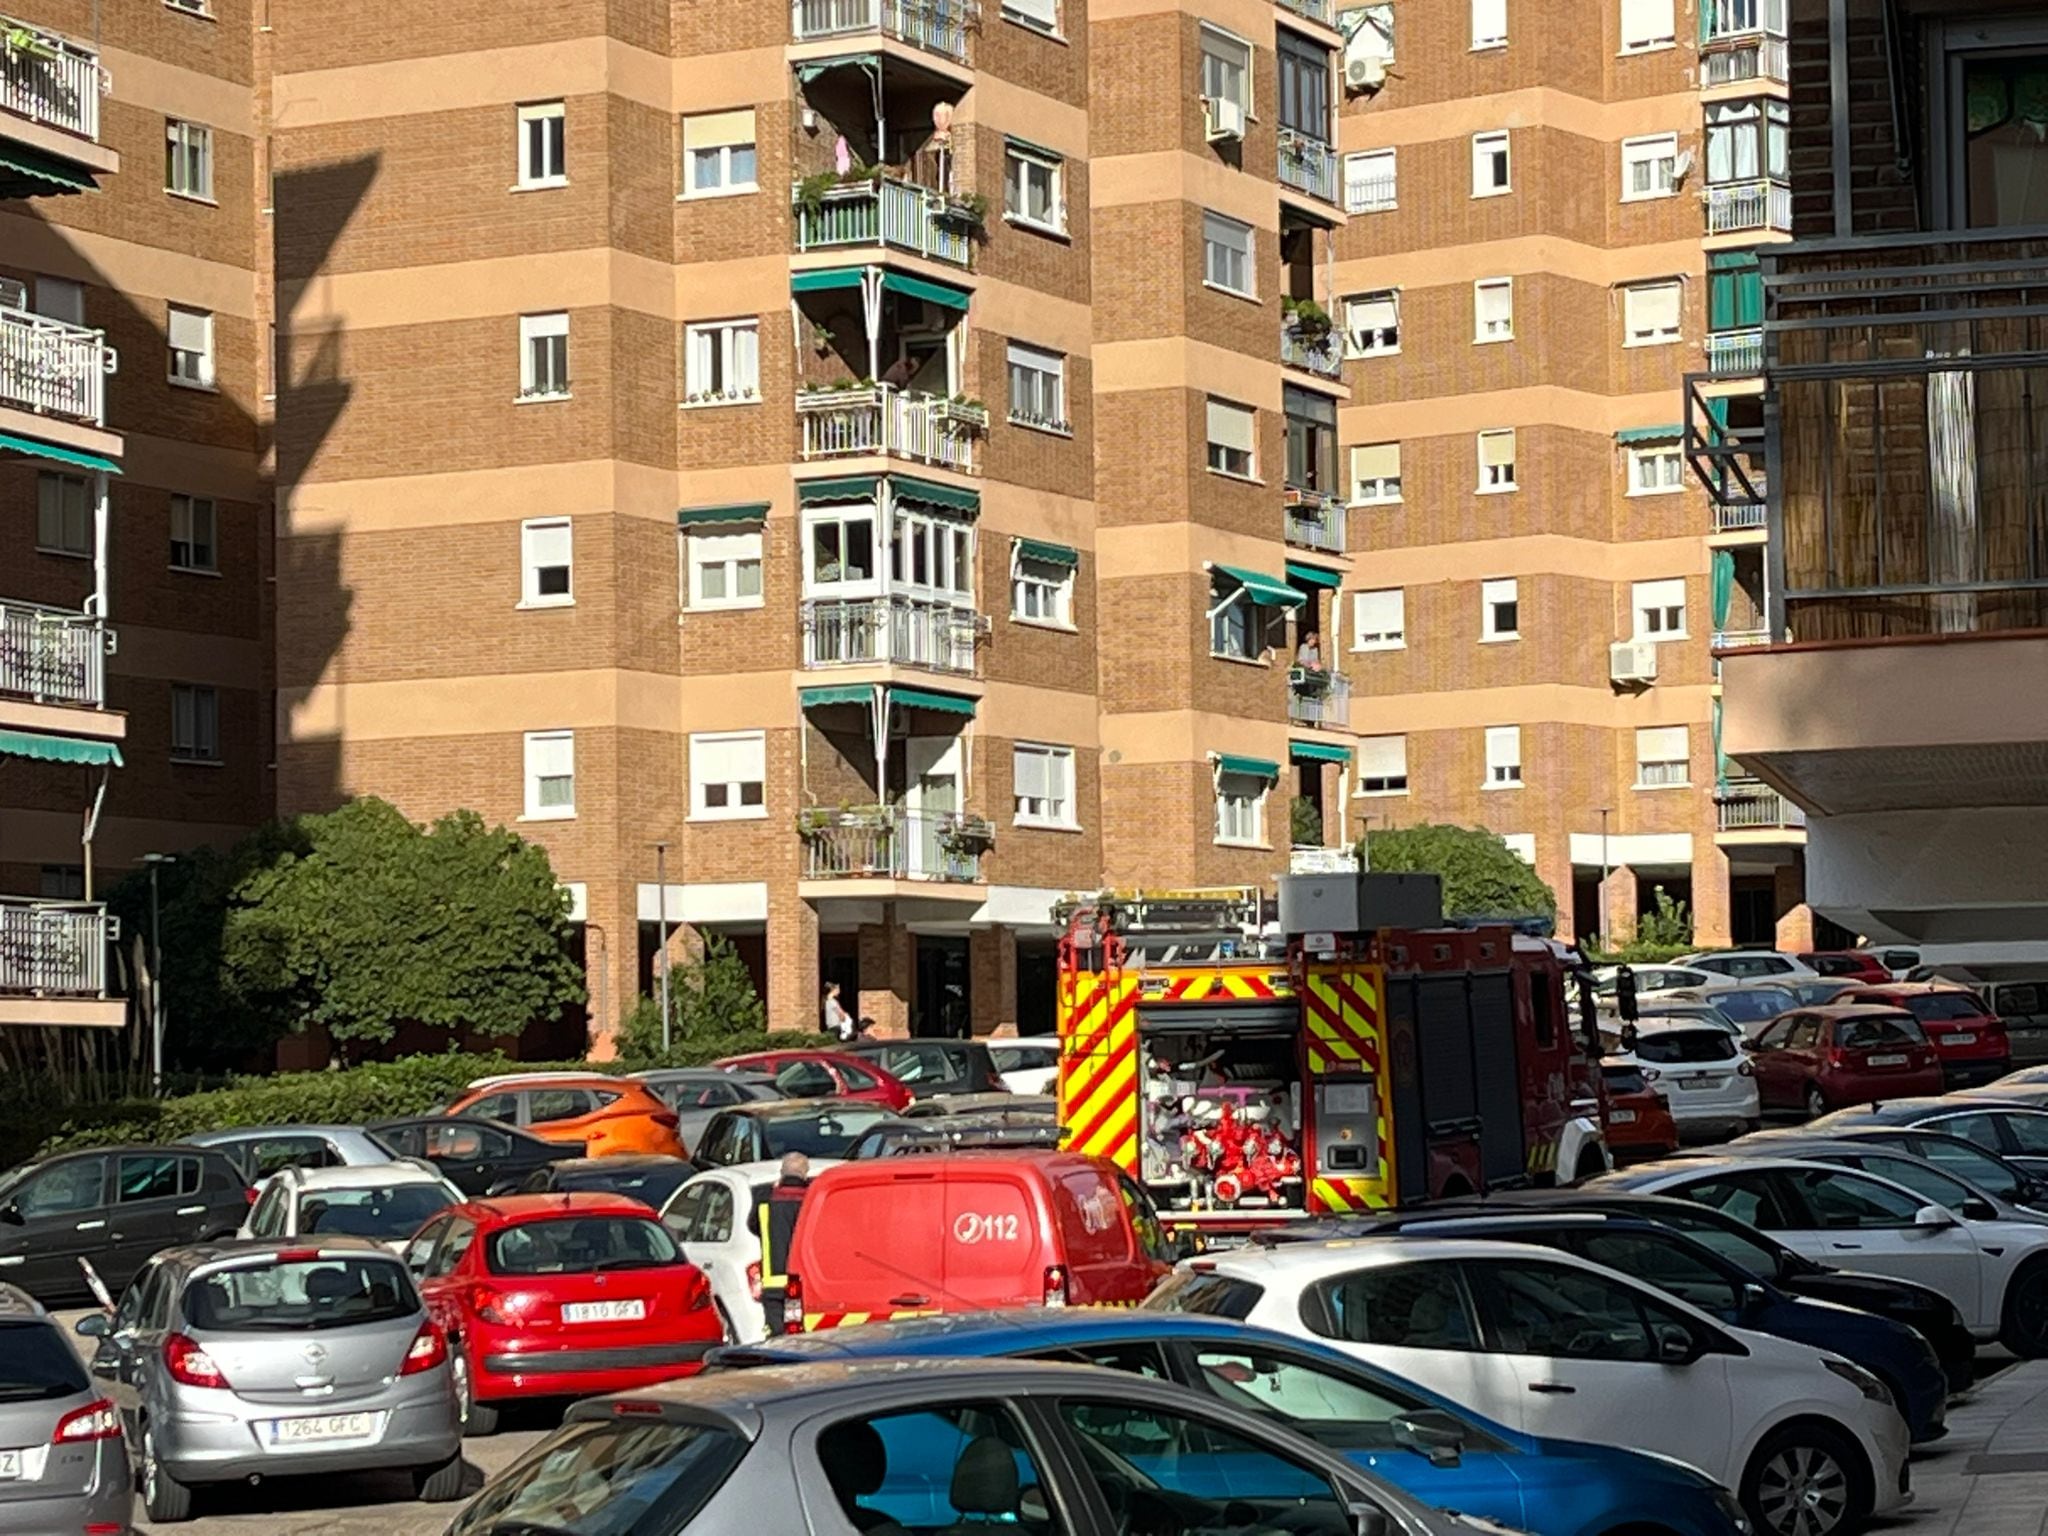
712, 1310, 1750, 1536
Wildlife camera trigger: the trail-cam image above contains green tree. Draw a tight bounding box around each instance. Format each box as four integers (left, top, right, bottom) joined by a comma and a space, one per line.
616, 935, 768, 1065
1289, 795, 1323, 848
1634, 887, 1695, 949
1360, 823, 1557, 921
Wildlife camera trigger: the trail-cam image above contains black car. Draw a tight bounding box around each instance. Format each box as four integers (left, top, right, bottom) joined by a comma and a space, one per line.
0, 1145, 248, 1306
1778, 1125, 2048, 1210
511, 1154, 699, 1208
847, 1039, 1008, 1097
1811, 1096, 2048, 1179
369, 1115, 575, 1195
693, 1101, 909, 1166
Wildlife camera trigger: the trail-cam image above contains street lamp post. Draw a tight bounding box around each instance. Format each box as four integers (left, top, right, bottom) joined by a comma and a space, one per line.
141, 853, 175, 1097
654, 842, 671, 1054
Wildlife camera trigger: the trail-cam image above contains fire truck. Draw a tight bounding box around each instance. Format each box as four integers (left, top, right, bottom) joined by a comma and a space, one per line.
1055, 878, 1609, 1238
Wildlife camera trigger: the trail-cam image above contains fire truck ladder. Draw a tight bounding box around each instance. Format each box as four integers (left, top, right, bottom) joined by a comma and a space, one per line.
1055, 887, 1271, 970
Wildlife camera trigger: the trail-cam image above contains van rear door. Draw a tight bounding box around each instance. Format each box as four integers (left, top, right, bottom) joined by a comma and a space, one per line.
938, 1165, 1047, 1310
1050, 1166, 1148, 1304
797, 1168, 949, 1323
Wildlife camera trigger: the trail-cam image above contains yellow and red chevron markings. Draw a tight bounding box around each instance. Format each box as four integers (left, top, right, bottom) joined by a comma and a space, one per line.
1302, 965, 1395, 1214
1058, 968, 1142, 1174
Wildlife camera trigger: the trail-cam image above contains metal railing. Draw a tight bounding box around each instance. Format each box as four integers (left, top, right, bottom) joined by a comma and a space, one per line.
1712, 627, 1770, 651
0, 15, 104, 142
1285, 495, 1345, 554
1343, 173, 1395, 214
1717, 782, 1807, 832
801, 805, 992, 882
1706, 328, 1764, 377
1280, 319, 1342, 379
1713, 502, 1769, 532
1702, 0, 1785, 44
1290, 845, 1358, 875
1702, 38, 1788, 85
791, 0, 974, 61
0, 604, 108, 709
796, 385, 986, 473
0, 897, 113, 998
1705, 179, 1793, 236
1277, 130, 1339, 205
802, 595, 981, 675
1275, 0, 1335, 23
0, 307, 114, 426
1288, 668, 1350, 728
792, 176, 972, 268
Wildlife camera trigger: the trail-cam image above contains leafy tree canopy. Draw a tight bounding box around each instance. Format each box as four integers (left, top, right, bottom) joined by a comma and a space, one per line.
1360, 823, 1558, 921
616, 934, 768, 1066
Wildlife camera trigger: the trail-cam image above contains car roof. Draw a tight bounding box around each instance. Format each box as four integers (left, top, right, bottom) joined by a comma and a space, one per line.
722, 1098, 889, 1121
1626, 1017, 1733, 1034
152, 1235, 401, 1273
185, 1125, 378, 1142
461, 1073, 628, 1091
545, 1155, 690, 1172
1792, 1002, 1923, 1018
274, 1161, 449, 1189
0, 1282, 48, 1318
850, 1038, 980, 1053
1197, 1235, 1577, 1276
42, 1143, 234, 1164
816, 1148, 1104, 1179
691, 1157, 843, 1183
1841, 981, 1980, 997
454, 1192, 664, 1224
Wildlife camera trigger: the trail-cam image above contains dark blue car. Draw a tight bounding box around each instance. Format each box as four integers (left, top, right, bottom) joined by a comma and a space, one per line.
711, 1310, 1750, 1536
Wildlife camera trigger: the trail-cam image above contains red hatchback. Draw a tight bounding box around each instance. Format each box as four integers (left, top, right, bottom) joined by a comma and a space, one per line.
1837, 983, 2011, 1088
1800, 951, 1894, 984
404, 1194, 720, 1435
716, 1049, 913, 1111
1745, 1003, 1946, 1116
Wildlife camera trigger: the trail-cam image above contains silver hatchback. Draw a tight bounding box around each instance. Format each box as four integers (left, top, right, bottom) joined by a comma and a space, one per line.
0, 1284, 130, 1536
76, 1237, 463, 1523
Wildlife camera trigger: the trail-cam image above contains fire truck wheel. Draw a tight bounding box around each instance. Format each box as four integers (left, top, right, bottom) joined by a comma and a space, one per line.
1573, 1147, 1607, 1183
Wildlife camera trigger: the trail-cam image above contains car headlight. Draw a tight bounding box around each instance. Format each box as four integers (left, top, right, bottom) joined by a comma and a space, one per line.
1823, 1357, 1893, 1406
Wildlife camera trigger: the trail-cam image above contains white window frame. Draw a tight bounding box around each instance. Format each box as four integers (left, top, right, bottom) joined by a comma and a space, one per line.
1200, 24, 1254, 115
684, 318, 761, 406
804, 504, 882, 598
1013, 742, 1077, 828
1471, 0, 1508, 49
523, 729, 576, 820
1627, 444, 1684, 496
1004, 143, 1066, 235
171, 683, 220, 764
1472, 130, 1511, 197
1635, 725, 1691, 788
167, 304, 215, 389
1205, 396, 1257, 480
1474, 276, 1514, 342
165, 119, 213, 202
1349, 441, 1402, 505
1344, 289, 1400, 357
1214, 770, 1270, 847
520, 517, 573, 608
891, 511, 975, 602
519, 311, 570, 400
1355, 734, 1409, 796
1484, 724, 1523, 788
1620, 0, 1676, 52
1621, 132, 1679, 201
682, 111, 758, 198
688, 528, 765, 611
517, 101, 567, 189
1011, 544, 1075, 628
1002, 0, 1060, 34
1006, 342, 1068, 433
1481, 577, 1520, 642
35, 471, 91, 558
170, 493, 218, 574
1202, 211, 1254, 298
689, 730, 767, 822
1623, 279, 1683, 347
1477, 428, 1517, 492
1632, 576, 1688, 640
1344, 148, 1396, 213
1353, 587, 1405, 651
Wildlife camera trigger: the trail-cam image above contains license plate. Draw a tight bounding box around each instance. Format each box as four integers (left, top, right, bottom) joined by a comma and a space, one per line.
1867, 1053, 1907, 1067
1610, 1109, 1637, 1124
265, 1413, 373, 1445
0, 1449, 19, 1480
563, 1299, 645, 1324
1678, 1074, 1718, 1089
1942, 1033, 1976, 1047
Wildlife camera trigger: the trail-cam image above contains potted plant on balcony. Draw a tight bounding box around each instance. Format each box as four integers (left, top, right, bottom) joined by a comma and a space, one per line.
3, 25, 61, 62
793, 171, 844, 218
937, 815, 996, 861
934, 190, 989, 239
1283, 295, 1336, 351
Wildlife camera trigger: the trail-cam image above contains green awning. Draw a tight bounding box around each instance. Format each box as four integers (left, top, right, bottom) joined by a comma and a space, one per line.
1015, 537, 1079, 568
0, 731, 122, 767
1213, 753, 1280, 780
800, 684, 873, 709
1291, 740, 1352, 765
797, 475, 879, 505
0, 143, 94, 194
1214, 564, 1307, 608
791, 267, 865, 294
0, 433, 120, 474
1284, 561, 1342, 591
795, 53, 877, 82
1615, 424, 1684, 444
882, 271, 970, 311
889, 686, 976, 717
1005, 134, 1064, 164
677, 502, 769, 527
892, 475, 978, 515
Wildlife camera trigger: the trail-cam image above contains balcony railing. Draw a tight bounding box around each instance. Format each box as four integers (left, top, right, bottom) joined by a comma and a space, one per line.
1343, 173, 1395, 214
1, 16, 104, 143
0, 307, 115, 426
1279, 318, 1342, 379
791, 0, 974, 62
0, 897, 113, 998
1717, 782, 1806, 833
1275, 0, 1335, 23
803, 595, 981, 676
1290, 845, 1358, 875
801, 805, 992, 883
0, 604, 108, 710
1713, 501, 1768, 533
1706, 328, 1763, 377
1277, 130, 1339, 205
1705, 179, 1793, 236
1288, 667, 1350, 728
1285, 494, 1345, 554
792, 175, 973, 268
1702, 38, 1788, 86
796, 385, 987, 473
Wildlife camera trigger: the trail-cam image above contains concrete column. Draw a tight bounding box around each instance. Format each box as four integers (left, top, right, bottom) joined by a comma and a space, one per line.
767, 891, 820, 1034
586, 878, 639, 1062
1774, 855, 1815, 953
970, 925, 1019, 1038
858, 912, 913, 1038
1600, 865, 1640, 946
1692, 842, 1734, 950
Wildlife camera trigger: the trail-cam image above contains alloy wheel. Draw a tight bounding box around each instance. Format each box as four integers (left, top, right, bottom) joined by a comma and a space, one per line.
1755, 1442, 1851, 1536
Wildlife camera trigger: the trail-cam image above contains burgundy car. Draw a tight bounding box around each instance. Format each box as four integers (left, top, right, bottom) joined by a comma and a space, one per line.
1799, 951, 1893, 984
1836, 983, 2010, 1089
1746, 1004, 1945, 1116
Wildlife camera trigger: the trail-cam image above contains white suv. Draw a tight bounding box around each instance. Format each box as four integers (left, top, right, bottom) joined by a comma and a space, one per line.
1615, 1019, 1761, 1139
1679, 951, 1819, 980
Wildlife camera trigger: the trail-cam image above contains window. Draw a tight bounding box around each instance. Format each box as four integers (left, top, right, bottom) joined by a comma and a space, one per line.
1011, 543, 1075, 626
1308, 1262, 1480, 1350
170, 493, 217, 572
1344, 148, 1396, 212
1471, 0, 1507, 48
1485, 725, 1522, 786
1472, 130, 1511, 196
1206, 397, 1256, 478
1706, 98, 1788, 185
1474, 277, 1513, 341
1004, 142, 1064, 233
165, 119, 213, 200
1059, 1397, 1353, 1517
519, 312, 569, 399
1476, 427, 1517, 491
891, 511, 974, 599
1357, 734, 1408, 795
1345, 290, 1400, 357
1636, 725, 1690, 787
1013, 742, 1076, 827
1621, 132, 1679, 199
682, 109, 757, 195
690, 731, 766, 820
1471, 1260, 1672, 1362
520, 518, 572, 606
1624, 279, 1682, 345
1202, 211, 1254, 297
1786, 1168, 1922, 1230
168, 304, 214, 388
39, 865, 85, 899
1633, 576, 1687, 639
171, 684, 219, 762
117, 1154, 192, 1204
1006, 342, 1067, 432
1277, 30, 1332, 142
36, 472, 90, 557
523, 729, 575, 819
515, 101, 566, 187
1200, 25, 1252, 113
1209, 572, 1284, 661
806, 506, 878, 592
1215, 770, 1269, 845
1481, 577, 1519, 640
1350, 442, 1401, 505
684, 319, 759, 404
15, 1156, 105, 1220
1003, 0, 1058, 31
1628, 445, 1683, 494
1353, 588, 1404, 650
1620, 0, 1675, 49
688, 529, 764, 610
34, 277, 83, 325
1284, 385, 1338, 495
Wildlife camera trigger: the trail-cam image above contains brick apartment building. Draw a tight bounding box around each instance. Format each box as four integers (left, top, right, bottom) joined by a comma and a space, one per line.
0, 0, 1815, 1048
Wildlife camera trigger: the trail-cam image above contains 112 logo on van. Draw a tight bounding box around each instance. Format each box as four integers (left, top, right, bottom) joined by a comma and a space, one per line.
953, 1212, 1021, 1243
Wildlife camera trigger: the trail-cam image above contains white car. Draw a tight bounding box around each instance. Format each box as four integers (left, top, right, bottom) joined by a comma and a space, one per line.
988, 1036, 1060, 1095
1150, 1237, 1910, 1536
658, 1159, 843, 1343
239, 1161, 464, 1253
1592, 964, 1718, 999
1603, 1155, 2048, 1356
1610, 1019, 1760, 1139
1678, 951, 1819, 981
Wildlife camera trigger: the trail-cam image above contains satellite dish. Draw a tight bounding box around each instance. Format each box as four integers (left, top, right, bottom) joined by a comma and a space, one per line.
1671, 148, 1696, 186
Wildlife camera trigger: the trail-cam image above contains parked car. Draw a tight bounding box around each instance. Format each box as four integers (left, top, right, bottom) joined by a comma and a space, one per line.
1610, 1020, 1760, 1140
510, 1154, 697, 1210
1744, 1005, 1945, 1115
79, 1237, 462, 1521
1679, 951, 1820, 980
1776, 978, 1868, 1008
1151, 1237, 1910, 1536
369, 1116, 577, 1195
1810, 1097, 2048, 1179
0, 1283, 129, 1536
787, 1152, 1176, 1327
714, 1049, 913, 1110
1800, 953, 1894, 984
1592, 964, 1718, 999
987, 1035, 1060, 1095
1599, 1155, 2048, 1355
659, 1160, 847, 1345
1601, 1060, 1680, 1163
403, 1193, 720, 1434
182, 1126, 398, 1181
1739, 1124, 2047, 1212
1830, 983, 2011, 1087
445, 1358, 1529, 1536
632, 1068, 782, 1149
240, 1163, 462, 1252
847, 1114, 1065, 1158
847, 1039, 1009, 1098
1975, 979, 2048, 1064
900, 1091, 1052, 1120
1665, 982, 1802, 1039
443, 1075, 686, 1159
1708, 1135, 2044, 1232
1874, 948, 1921, 979
709, 1309, 1752, 1536
691, 1101, 909, 1167
0, 1146, 251, 1307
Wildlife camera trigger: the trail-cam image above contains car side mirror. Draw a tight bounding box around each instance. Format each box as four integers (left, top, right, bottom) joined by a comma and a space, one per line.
1347, 1502, 1391, 1536
1913, 1204, 1958, 1229
73, 1312, 110, 1337
1961, 1197, 1998, 1222
1389, 1411, 1466, 1468
1652, 1321, 1701, 1365
1739, 1282, 1770, 1318
0, 1202, 21, 1226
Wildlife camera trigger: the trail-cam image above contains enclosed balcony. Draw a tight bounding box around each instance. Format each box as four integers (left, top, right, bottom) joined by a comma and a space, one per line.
1706, 179, 1792, 236
1275, 0, 1335, 23
1284, 495, 1345, 554
1700, 0, 1787, 86
803, 594, 980, 675
800, 804, 992, 882
0, 603, 109, 711
0, 305, 115, 427
791, 0, 976, 63
1280, 313, 1341, 380
0, 17, 117, 192
797, 383, 986, 473
1277, 129, 1339, 206
794, 173, 974, 268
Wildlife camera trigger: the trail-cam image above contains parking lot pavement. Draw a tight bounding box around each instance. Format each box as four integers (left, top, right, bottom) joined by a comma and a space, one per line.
1893, 1360, 2048, 1536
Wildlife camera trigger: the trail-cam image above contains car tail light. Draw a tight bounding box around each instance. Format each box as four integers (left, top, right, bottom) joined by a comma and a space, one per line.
243, 1187, 260, 1206
746, 1262, 763, 1302
473, 1288, 509, 1325
277, 1248, 322, 1263
52, 1399, 121, 1444
164, 1333, 228, 1390
1043, 1265, 1069, 1308
678, 1267, 712, 1311
613, 1400, 665, 1417
1639, 1066, 1660, 1082
399, 1322, 448, 1376
783, 1273, 804, 1335
1827, 1049, 1851, 1069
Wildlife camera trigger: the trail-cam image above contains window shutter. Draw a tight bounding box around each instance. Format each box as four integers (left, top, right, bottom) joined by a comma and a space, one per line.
1014, 746, 1050, 801
1476, 281, 1512, 327
527, 521, 570, 571
1352, 442, 1400, 481
1636, 577, 1686, 611
683, 110, 756, 151
1472, 0, 1506, 40
529, 733, 573, 780
1631, 282, 1682, 333
1482, 577, 1517, 606
1485, 726, 1520, 771
1350, 292, 1397, 332
1207, 399, 1255, 453
1637, 725, 1688, 763
1358, 734, 1406, 778
168, 307, 209, 353
1620, 0, 1673, 42
1356, 588, 1402, 632
1478, 430, 1516, 468
1008, 0, 1057, 21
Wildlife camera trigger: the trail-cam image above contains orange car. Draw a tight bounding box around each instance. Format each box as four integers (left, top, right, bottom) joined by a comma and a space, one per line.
444, 1075, 688, 1159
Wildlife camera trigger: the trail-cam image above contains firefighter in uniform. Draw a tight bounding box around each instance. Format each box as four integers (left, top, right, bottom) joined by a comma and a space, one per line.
758, 1151, 811, 1334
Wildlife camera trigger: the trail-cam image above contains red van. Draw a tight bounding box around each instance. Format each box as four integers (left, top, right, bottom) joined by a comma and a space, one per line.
783, 1152, 1175, 1330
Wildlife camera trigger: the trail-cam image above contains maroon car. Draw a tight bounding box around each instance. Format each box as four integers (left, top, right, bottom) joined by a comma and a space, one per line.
1746, 1003, 1945, 1116
1799, 951, 1893, 984
1836, 983, 2011, 1089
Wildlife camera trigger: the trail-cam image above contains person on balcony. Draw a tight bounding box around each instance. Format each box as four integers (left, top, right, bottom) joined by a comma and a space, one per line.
1294, 630, 1323, 673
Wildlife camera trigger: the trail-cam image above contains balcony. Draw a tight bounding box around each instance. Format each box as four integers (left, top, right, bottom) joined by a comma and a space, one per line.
1290, 845, 1358, 875
1716, 782, 1806, 834
1277, 130, 1340, 206
1712, 502, 1768, 533
800, 804, 992, 883
796, 384, 987, 473
791, 0, 974, 64
1288, 667, 1350, 729
1285, 494, 1345, 554
792, 175, 974, 269
1705, 179, 1792, 236
0, 604, 108, 711
1712, 627, 1770, 652
1706, 328, 1763, 378
1, 17, 103, 144
1701, 0, 1787, 86
1275, 0, 1335, 23
0, 306, 115, 427
1279, 317, 1341, 380
803, 595, 981, 676
0, 898, 112, 999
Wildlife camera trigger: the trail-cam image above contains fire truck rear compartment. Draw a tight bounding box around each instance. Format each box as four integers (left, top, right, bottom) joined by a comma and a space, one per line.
1383, 969, 1530, 1199
1137, 1007, 1306, 1212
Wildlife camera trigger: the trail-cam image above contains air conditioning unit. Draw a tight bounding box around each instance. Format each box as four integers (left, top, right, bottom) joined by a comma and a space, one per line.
1609, 640, 1660, 685
0, 278, 24, 312
1345, 54, 1388, 92
1203, 95, 1246, 144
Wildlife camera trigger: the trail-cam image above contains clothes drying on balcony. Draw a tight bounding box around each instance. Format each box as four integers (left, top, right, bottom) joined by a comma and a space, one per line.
0, 430, 118, 472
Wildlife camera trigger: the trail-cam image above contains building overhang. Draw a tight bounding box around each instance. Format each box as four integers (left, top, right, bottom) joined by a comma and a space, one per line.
0, 996, 123, 1028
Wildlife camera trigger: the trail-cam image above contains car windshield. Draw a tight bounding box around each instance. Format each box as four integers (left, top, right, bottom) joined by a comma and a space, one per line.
449, 1417, 744, 1536
486, 1216, 679, 1275
1603, 1063, 1650, 1094
184, 1256, 419, 1331
561, 1167, 695, 1206
301, 1184, 454, 1240
1899, 994, 1986, 1022
862, 1045, 965, 1087
762, 1108, 894, 1158
0, 1320, 91, 1401
1907, 1138, 2028, 1201
1634, 1030, 1736, 1064
1709, 990, 1794, 1023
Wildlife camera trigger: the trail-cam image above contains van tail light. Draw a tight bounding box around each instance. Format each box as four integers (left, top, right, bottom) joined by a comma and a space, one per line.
783, 1273, 805, 1335
164, 1333, 228, 1390
399, 1322, 448, 1376
746, 1262, 763, 1302
52, 1398, 121, 1443
1043, 1265, 1070, 1309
